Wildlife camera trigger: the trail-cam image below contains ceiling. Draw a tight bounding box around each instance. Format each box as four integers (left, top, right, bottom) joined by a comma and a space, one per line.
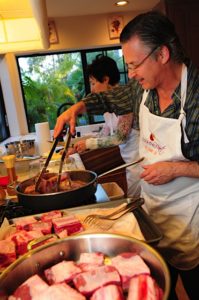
0, 0, 160, 19
46, 0, 161, 18
0, 0, 160, 53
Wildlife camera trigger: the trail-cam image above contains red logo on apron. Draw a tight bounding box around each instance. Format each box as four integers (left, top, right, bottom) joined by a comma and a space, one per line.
150, 133, 155, 141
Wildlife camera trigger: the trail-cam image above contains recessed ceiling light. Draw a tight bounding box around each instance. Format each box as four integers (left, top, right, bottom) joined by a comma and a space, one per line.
115, 1, 129, 7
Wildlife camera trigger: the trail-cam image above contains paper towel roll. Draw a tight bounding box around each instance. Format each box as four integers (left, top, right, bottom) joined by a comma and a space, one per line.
35, 122, 51, 156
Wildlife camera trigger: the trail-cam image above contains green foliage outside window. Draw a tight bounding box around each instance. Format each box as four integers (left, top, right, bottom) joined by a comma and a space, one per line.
18, 52, 85, 132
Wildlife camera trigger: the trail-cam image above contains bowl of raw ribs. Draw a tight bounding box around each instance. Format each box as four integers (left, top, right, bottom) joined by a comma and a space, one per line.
0, 232, 170, 299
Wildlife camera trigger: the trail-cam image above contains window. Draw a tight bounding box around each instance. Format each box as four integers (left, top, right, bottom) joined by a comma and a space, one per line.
17, 46, 127, 132
0, 83, 10, 142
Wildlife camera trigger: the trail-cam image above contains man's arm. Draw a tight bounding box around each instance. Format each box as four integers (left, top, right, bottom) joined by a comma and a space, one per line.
140, 160, 199, 185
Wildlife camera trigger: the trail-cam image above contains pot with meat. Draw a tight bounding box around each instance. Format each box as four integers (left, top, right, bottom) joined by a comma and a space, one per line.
16, 170, 98, 212
16, 159, 144, 213
0, 233, 170, 299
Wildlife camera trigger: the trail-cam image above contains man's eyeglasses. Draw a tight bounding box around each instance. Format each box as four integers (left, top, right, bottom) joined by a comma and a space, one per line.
127, 45, 159, 72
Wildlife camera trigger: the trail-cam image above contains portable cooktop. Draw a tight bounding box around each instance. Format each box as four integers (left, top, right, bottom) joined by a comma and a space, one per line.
0, 184, 109, 223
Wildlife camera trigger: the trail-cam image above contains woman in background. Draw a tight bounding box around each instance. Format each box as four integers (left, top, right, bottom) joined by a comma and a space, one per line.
72, 55, 141, 197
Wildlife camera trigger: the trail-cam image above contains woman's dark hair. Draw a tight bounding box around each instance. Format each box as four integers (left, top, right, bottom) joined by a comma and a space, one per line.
120, 11, 187, 63
87, 55, 120, 85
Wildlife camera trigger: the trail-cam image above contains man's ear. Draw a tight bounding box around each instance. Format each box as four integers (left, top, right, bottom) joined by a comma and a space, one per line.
158, 45, 170, 64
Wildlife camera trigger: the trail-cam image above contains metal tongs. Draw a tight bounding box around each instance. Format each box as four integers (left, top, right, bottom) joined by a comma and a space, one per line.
35, 128, 72, 192
57, 129, 72, 190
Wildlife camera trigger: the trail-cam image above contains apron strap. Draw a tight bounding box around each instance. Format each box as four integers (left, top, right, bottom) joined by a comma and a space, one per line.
180, 64, 189, 143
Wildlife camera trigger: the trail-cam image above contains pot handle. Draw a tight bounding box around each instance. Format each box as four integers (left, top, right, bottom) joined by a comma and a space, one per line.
98, 157, 144, 178
27, 233, 59, 251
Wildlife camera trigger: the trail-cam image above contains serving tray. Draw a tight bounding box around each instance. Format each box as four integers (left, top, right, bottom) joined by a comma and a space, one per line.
64, 198, 162, 244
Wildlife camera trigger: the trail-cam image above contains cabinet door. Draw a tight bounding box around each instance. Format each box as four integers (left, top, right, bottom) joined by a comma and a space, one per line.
165, 0, 199, 69
80, 146, 127, 196
79, 146, 125, 175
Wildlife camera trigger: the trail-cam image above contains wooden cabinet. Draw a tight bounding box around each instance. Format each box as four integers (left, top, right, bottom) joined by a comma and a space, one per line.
79, 146, 128, 196
165, 0, 199, 69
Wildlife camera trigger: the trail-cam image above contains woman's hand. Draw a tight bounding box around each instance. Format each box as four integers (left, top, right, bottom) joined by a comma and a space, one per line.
53, 101, 86, 138
66, 147, 76, 156
73, 140, 87, 153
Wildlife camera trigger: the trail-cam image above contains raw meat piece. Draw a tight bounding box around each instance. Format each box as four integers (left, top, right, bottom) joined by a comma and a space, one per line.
8, 230, 44, 255
127, 274, 163, 300
56, 229, 68, 238
44, 260, 82, 284
0, 240, 16, 269
91, 284, 124, 300
52, 215, 84, 235
40, 210, 62, 222
12, 274, 48, 299
13, 216, 38, 230
78, 252, 104, 265
78, 252, 104, 272
111, 252, 150, 290
73, 265, 121, 296
32, 283, 86, 300
26, 221, 52, 235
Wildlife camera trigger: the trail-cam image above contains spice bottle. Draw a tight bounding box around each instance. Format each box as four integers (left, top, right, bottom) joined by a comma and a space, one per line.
2, 155, 17, 183
2, 155, 17, 196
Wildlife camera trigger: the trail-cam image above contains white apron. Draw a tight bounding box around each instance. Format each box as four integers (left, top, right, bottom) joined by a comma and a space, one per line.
139, 65, 199, 270
103, 113, 141, 197
103, 112, 118, 135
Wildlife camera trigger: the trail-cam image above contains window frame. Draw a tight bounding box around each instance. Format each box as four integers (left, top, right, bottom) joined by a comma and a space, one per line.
16, 46, 128, 131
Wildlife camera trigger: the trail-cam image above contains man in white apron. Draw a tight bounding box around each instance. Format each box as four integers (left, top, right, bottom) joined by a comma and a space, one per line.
120, 13, 199, 300
54, 11, 199, 299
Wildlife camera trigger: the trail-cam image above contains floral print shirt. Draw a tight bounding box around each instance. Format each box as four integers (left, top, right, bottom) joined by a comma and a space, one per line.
85, 112, 133, 150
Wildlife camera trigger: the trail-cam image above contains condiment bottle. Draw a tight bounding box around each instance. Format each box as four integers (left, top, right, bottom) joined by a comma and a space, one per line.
2, 155, 17, 184
2, 155, 17, 196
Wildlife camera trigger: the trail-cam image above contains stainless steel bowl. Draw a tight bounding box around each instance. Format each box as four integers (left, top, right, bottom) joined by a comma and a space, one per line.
5, 140, 35, 158
0, 233, 170, 299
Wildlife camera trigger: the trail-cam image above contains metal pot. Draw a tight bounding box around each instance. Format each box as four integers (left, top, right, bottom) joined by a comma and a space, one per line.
16, 170, 98, 212
0, 233, 170, 299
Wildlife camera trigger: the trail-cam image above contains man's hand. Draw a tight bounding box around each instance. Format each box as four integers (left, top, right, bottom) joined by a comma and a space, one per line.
140, 161, 177, 185
53, 101, 86, 138
140, 160, 199, 185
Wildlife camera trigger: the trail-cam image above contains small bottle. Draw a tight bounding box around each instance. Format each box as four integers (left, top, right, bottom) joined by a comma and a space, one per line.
2, 155, 17, 196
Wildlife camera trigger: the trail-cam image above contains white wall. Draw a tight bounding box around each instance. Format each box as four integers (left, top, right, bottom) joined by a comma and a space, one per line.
0, 54, 28, 136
